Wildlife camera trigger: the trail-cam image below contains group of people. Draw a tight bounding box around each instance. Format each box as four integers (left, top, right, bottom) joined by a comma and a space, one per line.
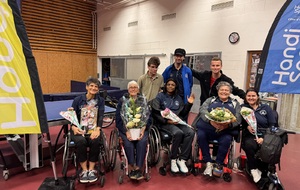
70, 48, 277, 189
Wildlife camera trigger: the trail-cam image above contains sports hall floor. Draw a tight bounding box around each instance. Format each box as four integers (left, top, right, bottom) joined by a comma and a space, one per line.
0, 113, 299, 190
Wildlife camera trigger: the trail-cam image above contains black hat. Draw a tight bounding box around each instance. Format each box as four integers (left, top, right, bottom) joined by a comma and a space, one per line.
174, 48, 186, 56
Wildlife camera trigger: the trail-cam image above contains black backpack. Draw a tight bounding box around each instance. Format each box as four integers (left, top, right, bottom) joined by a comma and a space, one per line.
257, 128, 288, 166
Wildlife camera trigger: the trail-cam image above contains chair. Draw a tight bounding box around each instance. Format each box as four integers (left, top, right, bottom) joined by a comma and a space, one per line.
108, 127, 151, 184
61, 125, 110, 188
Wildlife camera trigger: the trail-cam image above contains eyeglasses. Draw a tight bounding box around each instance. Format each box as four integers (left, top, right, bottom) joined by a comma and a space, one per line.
129, 86, 138, 89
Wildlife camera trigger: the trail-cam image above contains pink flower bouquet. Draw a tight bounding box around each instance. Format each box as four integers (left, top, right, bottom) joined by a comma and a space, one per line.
160, 108, 193, 129
240, 107, 258, 139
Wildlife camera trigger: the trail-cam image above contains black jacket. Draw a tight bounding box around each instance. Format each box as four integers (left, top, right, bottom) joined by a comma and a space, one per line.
191, 69, 245, 105
150, 92, 193, 125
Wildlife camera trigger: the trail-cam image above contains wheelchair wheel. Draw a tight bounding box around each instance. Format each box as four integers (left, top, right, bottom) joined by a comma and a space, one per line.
100, 132, 111, 172
102, 115, 115, 128
159, 166, 167, 176
99, 175, 105, 188
69, 179, 75, 190
109, 129, 118, 170
148, 127, 158, 166
223, 173, 232, 182
150, 126, 161, 166
118, 175, 123, 184
191, 134, 199, 164
62, 133, 70, 177
227, 143, 235, 169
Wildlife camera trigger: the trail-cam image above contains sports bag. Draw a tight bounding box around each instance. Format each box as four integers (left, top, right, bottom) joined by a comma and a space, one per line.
257, 128, 287, 165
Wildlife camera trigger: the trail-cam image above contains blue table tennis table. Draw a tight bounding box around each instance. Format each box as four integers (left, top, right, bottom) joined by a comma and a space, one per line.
45, 99, 116, 127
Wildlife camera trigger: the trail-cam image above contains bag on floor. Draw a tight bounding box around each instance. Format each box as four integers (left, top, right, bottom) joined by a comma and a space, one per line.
257, 128, 287, 165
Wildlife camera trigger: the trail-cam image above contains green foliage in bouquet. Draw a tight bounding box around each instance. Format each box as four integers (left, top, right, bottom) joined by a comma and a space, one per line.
206, 107, 236, 122
121, 96, 149, 129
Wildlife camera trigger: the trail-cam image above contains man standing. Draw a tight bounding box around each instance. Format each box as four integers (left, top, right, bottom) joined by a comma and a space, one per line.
162, 48, 193, 104
138, 56, 164, 101
191, 57, 245, 105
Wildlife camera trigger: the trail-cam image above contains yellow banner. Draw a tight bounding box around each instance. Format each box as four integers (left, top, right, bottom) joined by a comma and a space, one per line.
0, 1, 41, 134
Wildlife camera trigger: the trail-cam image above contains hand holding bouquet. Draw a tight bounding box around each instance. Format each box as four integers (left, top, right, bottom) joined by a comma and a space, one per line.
240, 107, 258, 139
60, 108, 84, 135
161, 108, 193, 129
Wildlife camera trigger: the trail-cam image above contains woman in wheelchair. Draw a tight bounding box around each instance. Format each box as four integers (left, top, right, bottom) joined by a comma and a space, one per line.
116, 80, 151, 180
151, 78, 195, 174
194, 81, 241, 177
70, 77, 105, 183
241, 88, 276, 189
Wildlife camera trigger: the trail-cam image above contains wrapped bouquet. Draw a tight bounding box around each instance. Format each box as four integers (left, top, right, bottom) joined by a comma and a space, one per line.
121, 95, 150, 140
160, 108, 193, 129
205, 107, 236, 123
60, 108, 84, 135
240, 107, 258, 139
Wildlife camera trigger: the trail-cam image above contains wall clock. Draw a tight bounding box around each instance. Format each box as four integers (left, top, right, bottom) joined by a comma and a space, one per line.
229, 32, 240, 44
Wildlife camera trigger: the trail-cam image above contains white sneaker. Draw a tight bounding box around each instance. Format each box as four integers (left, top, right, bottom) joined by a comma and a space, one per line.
251, 169, 262, 183
177, 159, 188, 173
203, 162, 213, 176
171, 159, 179, 173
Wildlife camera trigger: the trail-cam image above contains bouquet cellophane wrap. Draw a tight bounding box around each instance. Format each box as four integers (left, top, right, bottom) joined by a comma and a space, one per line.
240, 106, 258, 139
120, 95, 150, 130
160, 108, 193, 129
60, 110, 82, 130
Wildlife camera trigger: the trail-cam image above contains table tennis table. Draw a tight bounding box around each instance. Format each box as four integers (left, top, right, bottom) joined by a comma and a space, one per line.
45, 99, 116, 127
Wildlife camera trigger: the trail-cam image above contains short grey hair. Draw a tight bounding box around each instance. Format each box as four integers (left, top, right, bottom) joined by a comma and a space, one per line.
127, 80, 139, 89
216, 81, 232, 93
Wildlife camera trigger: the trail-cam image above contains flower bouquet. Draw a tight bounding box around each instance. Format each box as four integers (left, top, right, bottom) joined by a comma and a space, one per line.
160, 108, 193, 129
121, 96, 150, 140
205, 107, 236, 123
60, 108, 84, 135
240, 107, 258, 139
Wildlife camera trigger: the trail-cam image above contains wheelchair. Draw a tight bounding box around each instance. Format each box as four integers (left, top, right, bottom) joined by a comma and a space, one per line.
150, 124, 196, 176
236, 110, 295, 190
108, 127, 152, 184
192, 136, 237, 182
61, 125, 110, 188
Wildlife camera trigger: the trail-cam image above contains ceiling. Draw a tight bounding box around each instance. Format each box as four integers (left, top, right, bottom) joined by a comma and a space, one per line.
84, 0, 148, 11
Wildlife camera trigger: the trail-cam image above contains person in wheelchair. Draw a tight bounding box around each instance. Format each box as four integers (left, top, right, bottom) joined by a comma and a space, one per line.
151, 78, 195, 174
241, 88, 276, 189
70, 77, 105, 183
194, 81, 241, 177
116, 80, 151, 180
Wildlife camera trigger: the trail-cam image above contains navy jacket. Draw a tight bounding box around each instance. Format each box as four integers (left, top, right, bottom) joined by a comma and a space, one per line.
71, 93, 105, 128
241, 103, 276, 137
151, 92, 193, 125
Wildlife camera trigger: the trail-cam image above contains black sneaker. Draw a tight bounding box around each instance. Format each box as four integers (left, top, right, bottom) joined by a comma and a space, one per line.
79, 170, 89, 183
129, 170, 137, 179
88, 170, 98, 183
135, 169, 144, 180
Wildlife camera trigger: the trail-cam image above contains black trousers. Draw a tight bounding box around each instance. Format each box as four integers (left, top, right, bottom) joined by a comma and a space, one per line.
71, 134, 101, 163
160, 124, 195, 160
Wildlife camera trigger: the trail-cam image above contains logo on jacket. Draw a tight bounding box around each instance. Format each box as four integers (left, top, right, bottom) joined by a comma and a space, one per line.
175, 100, 179, 106
259, 110, 267, 115
185, 73, 188, 78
